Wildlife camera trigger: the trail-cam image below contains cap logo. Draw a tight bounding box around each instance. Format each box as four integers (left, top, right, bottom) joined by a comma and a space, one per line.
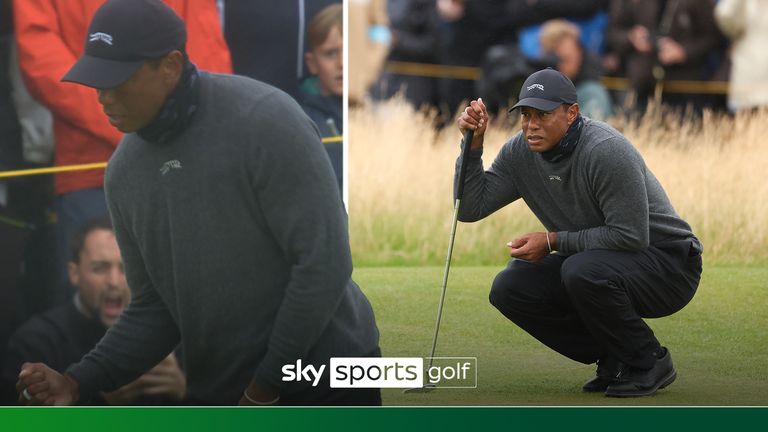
527, 84, 544, 91
89, 32, 113, 46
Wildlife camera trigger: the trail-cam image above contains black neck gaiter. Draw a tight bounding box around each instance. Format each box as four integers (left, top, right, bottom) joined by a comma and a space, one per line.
540, 114, 584, 163
137, 60, 200, 144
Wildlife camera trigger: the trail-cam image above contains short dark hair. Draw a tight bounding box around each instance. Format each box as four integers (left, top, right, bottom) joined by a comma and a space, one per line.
71, 216, 114, 263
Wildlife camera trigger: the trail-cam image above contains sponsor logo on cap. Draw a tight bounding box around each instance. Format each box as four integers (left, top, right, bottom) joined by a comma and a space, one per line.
526, 84, 544, 91
89, 32, 114, 46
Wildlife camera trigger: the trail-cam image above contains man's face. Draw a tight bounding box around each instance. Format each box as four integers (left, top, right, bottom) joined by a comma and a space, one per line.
520, 104, 578, 152
68, 229, 130, 328
306, 25, 343, 97
96, 52, 181, 133
554, 37, 582, 80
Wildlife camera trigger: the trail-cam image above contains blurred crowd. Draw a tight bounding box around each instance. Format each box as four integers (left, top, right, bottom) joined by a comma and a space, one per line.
1, 0, 767, 405
369, 0, 768, 120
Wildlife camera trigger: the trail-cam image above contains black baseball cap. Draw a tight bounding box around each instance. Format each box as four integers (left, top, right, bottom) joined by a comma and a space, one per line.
509, 68, 577, 112
62, 0, 186, 89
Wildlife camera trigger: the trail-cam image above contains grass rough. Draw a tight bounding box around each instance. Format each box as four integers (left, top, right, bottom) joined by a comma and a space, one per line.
350, 99, 768, 266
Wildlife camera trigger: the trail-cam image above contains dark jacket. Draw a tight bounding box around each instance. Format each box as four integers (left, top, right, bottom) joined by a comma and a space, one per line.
439, 0, 511, 68
299, 91, 342, 193
504, 0, 608, 28
374, 0, 440, 107
298, 92, 342, 138
1, 301, 176, 405
0, 0, 21, 172
606, 0, 722, 95
223, 0, 338, 98
68, 73, 377, 404
388, 0, 439, 63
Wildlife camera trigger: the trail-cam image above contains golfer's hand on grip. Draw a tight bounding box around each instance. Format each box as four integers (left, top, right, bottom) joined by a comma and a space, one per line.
16, 362, 79, 405
457, 98, 487, 150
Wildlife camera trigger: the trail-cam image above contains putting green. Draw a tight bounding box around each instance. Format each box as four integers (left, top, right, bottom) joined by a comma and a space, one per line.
352, 265, 768, 406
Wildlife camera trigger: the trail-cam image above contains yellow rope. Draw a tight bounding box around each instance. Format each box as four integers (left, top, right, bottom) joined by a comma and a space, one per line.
385, 61, 481, 81
0, 162, 108, 179
321, 135, 342, 143
0, 135, 343, 179
384, 60, 729, 94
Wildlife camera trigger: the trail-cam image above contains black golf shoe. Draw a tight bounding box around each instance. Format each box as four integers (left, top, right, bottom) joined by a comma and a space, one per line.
605, 348, 676, 397
582, 357, 623, 393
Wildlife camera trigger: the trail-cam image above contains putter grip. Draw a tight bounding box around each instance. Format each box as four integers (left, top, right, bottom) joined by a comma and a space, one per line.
455, 129, 474, 200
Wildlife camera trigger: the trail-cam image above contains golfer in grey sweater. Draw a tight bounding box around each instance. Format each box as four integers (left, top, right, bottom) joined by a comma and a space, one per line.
15, 0, 379, 406
455, 69, 702, 397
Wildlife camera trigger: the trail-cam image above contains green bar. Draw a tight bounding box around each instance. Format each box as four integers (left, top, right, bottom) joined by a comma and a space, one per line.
1, 407, 766, 431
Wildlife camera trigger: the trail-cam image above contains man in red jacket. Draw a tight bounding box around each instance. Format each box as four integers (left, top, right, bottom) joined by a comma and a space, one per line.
13, 0, 231, 308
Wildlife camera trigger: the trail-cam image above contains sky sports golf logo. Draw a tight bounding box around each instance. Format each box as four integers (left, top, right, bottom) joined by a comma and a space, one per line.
281, 357, 477, 389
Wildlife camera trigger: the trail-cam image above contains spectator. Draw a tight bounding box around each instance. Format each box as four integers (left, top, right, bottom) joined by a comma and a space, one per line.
299, 4, 343, 194
606, 0, 722, 112
512, 0, 610, 58
1, 0, 22, 182
16, 0, 380, 406
373, 0, 440, 109
0, 0, 24, 377
349, 0, 391, 105
222, 0, 337, 99
714, 0, 768, 112
436, 0, 510, 117
437, 0, 607, 117
540, 19, 613, 119
2, 216, 186, 405
12, 0, 232, 309
504, 0, 609, 28
4, 0, 58, 322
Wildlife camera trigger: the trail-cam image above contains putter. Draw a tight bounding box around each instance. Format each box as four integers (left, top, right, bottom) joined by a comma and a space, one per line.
404, 129, 474, 394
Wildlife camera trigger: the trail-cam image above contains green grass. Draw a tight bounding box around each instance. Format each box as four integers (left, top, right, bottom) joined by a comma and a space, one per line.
352, 264, 768, 406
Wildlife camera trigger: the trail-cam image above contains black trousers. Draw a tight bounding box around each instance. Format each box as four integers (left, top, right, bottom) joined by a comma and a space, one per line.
489, 240, 702, 370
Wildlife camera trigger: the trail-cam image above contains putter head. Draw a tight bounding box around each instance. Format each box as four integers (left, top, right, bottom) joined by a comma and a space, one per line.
402, 383, 437, 394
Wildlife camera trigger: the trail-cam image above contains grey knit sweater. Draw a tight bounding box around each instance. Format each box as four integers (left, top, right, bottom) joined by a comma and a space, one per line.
67, 73, 378, 403
455, 117, 702, 254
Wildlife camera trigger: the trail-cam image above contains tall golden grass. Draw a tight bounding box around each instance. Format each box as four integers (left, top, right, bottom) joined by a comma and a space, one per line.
349, 98, 768, 266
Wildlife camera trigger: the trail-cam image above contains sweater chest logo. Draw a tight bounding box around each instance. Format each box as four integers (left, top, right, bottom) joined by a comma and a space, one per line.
160, 160, 182, 176
548, 175, 562, 182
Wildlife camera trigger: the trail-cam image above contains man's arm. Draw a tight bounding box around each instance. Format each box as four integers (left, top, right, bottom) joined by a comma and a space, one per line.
16, 363, 80, 405
64, 203, 181, 403
100, 353, 186, 405
556, 138, 650, 254
454, 98, 521, 223
13, 0, 122, 146
675, 3, 722, 64
605, 0, 634, 55
2, 322, 64, 404
243, 92, 357, 398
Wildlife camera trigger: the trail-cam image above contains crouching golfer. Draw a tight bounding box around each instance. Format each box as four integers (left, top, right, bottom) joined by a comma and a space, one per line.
16, 0, 379, 406
455, 68, 702, 397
